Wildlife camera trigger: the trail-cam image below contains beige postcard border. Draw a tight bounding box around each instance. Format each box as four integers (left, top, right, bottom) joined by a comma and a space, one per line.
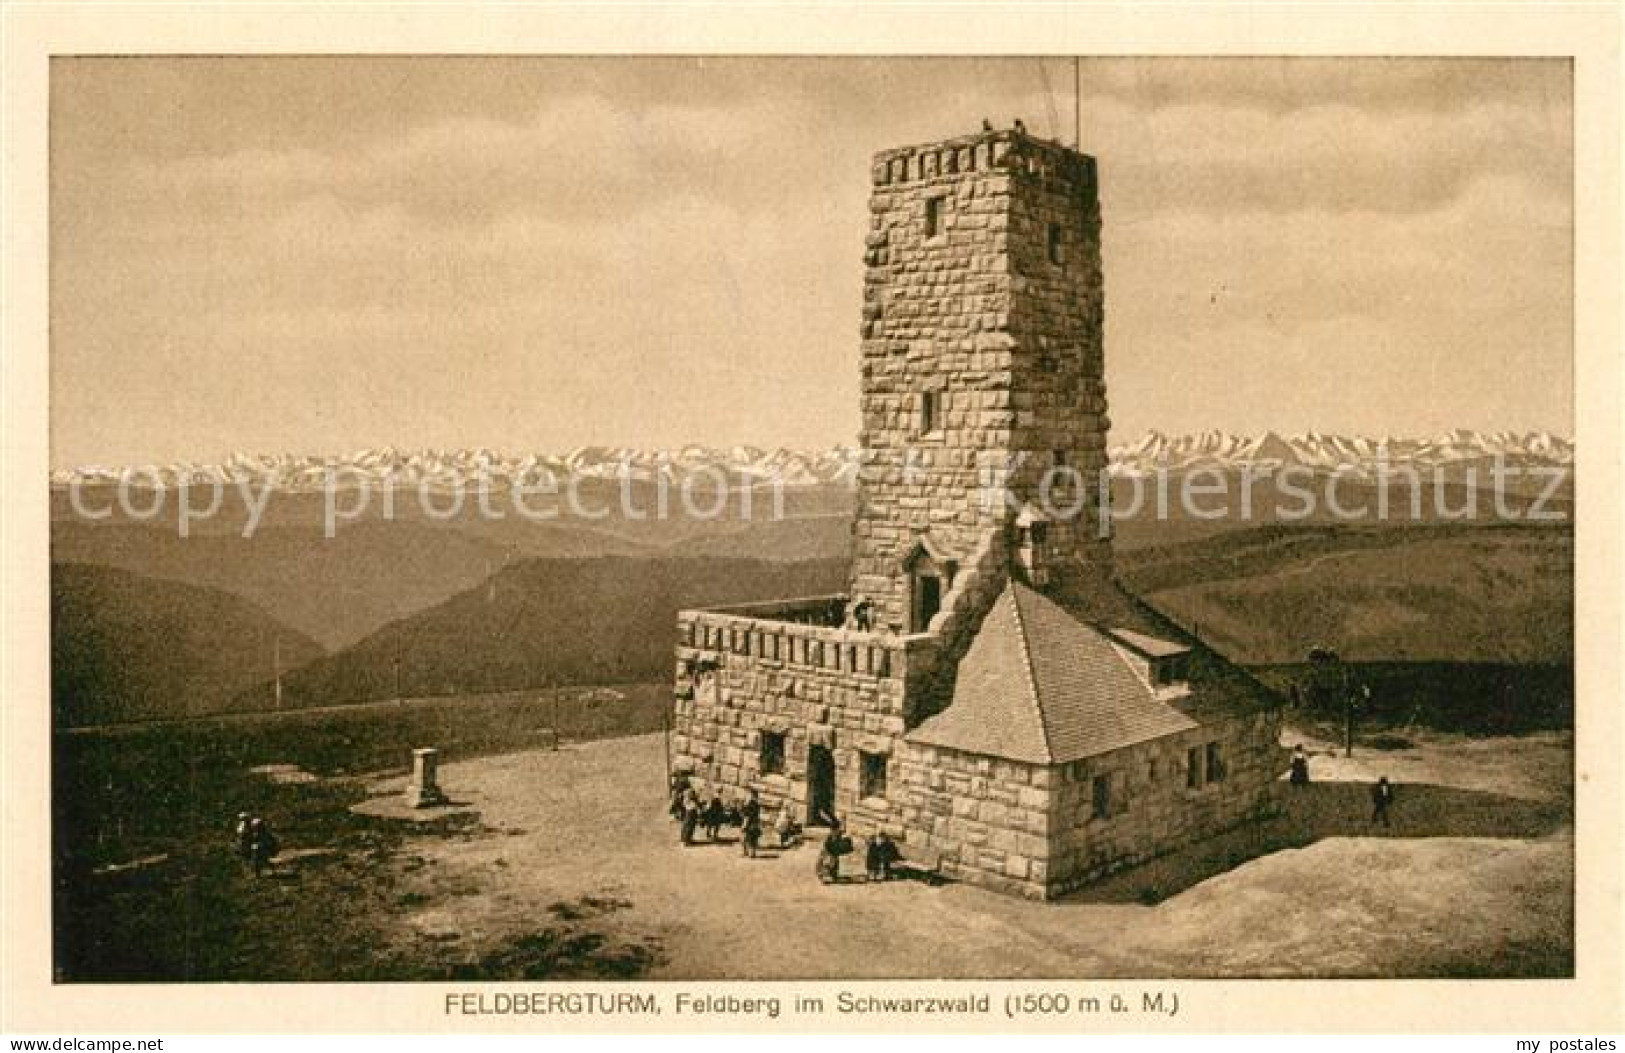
2, 2, 1620, 1035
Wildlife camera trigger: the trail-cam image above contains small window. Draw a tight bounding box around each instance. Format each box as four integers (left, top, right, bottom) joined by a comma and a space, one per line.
1205, 742, 1226, 783
1021, 521, 1048, 547
1053, 449, 1069, 469
925, 196, 945, 238
1147, 757, 1160, 783
1048, 223, 1064, 265
919, 390, 939, 435
1186, 746, 1202, 789
1152, 654, 1189, 687
760, 732, 786, 776
1091, 774, 1112, 819
910, 571, 942, 633
860, 751, 888, 799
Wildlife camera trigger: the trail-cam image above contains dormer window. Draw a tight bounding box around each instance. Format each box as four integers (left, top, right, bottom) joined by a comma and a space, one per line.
1150, 652, 1190, 687
1107, 628, 1192, 689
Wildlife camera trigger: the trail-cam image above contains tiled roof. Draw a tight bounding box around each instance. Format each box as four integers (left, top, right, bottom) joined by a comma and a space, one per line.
907, 581, 1201, 765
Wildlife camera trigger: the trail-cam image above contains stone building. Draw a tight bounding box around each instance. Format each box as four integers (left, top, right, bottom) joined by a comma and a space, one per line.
670, 126, 1286, 899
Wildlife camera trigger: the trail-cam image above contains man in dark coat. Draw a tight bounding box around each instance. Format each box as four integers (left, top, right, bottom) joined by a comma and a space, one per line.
702, 794, 727, 841
1370, 776, 1396, 827
866, 832, 900, 882
679, 786, 701, 846
249, 818, 278, 877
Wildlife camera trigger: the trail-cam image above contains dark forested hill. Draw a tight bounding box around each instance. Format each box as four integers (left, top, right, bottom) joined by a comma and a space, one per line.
52, 563, 325, 727
268, 556, 848, 707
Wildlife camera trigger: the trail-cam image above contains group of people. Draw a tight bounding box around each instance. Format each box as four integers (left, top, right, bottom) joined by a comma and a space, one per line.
670, 774, 906, 881
232, 812, 279, 876
815, 822, 901, 884
1287, 745, 1398, 827
671, 776, 807, 857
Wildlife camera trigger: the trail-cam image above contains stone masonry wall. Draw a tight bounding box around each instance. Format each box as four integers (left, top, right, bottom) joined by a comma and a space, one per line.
671, 605, 936, 828
1046, 709, 1286, 896
850, 131, 1110, 631
889, 740, 1052, 899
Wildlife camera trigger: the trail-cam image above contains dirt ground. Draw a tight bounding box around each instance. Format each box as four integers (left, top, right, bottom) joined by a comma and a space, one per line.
354, 729, 1572, 979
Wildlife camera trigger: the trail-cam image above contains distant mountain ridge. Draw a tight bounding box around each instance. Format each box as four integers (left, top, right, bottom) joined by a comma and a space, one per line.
50, 431, 1574, 491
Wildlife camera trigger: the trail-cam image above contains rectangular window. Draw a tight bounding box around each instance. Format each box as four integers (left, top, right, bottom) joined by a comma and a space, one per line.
860, 751, 888, 799
920, 390, 939, 435
925, 196, 945, 238
1186, 746, 1202, 789
760, 732, 786, 776
1048, 223, 1064, 265
1205, 742, 1226, 783
1053, 449, 1069, 469
1091, 774, 1112, 819
1152, 654, 1190, 687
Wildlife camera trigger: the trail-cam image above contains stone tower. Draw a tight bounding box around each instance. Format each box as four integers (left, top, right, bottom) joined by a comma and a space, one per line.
849, 128, 1112, 635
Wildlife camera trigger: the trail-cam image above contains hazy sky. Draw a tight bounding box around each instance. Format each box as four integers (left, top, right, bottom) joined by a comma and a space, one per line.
50, 57, 1572, 468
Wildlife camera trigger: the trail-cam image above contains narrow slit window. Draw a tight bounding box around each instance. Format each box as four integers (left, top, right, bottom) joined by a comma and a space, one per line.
1186, 746, 1202, 789
920, 390, 939, 435
925, 196, 945, 238
1091, 774, 1112, 819
1048, 223, 1064, 265
860, 751, 888, 799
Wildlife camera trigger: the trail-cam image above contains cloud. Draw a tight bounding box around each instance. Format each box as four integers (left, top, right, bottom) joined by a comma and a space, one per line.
47, 57, 1575, 465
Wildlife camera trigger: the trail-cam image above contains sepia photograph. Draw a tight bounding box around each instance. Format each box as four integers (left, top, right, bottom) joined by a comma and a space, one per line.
2, 5, 1620, 1037
40, 53, 1580, 983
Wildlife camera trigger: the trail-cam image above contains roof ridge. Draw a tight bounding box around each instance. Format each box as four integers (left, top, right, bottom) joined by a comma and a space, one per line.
1007, 583, 1056, 765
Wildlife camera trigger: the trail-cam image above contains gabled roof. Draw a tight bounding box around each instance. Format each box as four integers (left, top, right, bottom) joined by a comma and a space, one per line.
906, 581, 1200, 765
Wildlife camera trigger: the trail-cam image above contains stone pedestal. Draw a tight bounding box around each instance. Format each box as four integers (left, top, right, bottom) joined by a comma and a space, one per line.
404, 747, 448, 808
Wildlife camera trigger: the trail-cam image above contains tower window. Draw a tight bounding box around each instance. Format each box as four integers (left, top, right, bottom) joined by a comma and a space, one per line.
911, 570, 942, 632
1048, 223, 1064, 265
1053, 449, 1069, 469
860, 751, 888, 799
924, 196, 945, 238
760, 731, 786, 776
919, 390, 940, 435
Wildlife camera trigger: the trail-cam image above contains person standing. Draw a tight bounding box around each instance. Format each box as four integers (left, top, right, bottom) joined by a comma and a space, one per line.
679, 786, 701, 846
773, 804, 800, 849
249, 817, 279, 877
740, 789, 763, 858
234, 812, 254, 870
1289, 745, 1311, 787
869, 831, 900, 882
817, 821, 849, 883
1370, 776, 1396, 827
703, 794, 726, 842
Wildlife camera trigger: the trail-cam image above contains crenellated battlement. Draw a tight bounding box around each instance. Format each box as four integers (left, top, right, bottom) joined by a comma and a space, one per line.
871, 128, 1096, 190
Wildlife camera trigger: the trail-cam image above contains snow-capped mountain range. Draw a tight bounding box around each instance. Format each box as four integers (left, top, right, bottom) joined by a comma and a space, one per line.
51, 431, 1573, 491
